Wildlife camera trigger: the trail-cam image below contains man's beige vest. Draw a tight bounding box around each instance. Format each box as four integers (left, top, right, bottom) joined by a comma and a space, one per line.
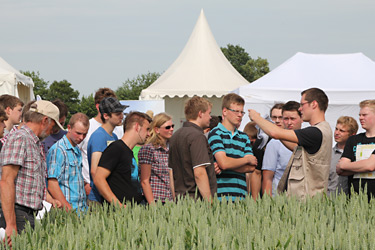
277, 121, 332, 199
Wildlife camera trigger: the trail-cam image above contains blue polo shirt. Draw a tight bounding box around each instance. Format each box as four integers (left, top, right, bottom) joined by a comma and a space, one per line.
47, 135, 87, 212
208, 123, 253, 201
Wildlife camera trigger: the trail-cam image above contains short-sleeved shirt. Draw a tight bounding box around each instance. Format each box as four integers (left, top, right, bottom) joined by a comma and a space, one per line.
138, 143, 173, 202
43, 129, 67, 156
169, 121, 217, 198
341, 133, 375, 197
98, 140, 144, 204
294, 127, 322, 154
87, 127, 118, 202
0, 125, 46, 210
262, 139, 292, 196
47, 135, 87, 211
208, 123, 253, 201
328, 144, 347, 195
79, 118, 124, 184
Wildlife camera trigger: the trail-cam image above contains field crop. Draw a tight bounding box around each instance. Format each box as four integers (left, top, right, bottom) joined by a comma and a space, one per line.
3, 191, 375, 249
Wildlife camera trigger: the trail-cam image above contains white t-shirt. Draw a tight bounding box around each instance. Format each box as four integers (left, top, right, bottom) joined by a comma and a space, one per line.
79, 118, 124, 184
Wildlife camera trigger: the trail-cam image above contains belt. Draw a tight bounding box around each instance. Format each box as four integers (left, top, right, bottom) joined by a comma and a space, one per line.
14, 204, 36, 214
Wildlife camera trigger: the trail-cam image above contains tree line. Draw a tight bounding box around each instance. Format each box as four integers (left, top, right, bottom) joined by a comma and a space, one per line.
22, 44, 269, 123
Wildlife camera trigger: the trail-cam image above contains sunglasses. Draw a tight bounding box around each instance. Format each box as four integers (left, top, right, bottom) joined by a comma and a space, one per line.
161, 124, 175, 130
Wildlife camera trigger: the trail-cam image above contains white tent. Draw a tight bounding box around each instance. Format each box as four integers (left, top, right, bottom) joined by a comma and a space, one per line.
233, 52, 375, 132
140, 9, 250, 128
0, 56, 34, 103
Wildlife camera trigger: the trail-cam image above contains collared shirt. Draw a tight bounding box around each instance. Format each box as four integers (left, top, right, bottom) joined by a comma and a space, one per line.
328, 144, 347, 195
138, 143, 173, 202
0, 125, 18, 146
0, 125, 46, 210
47, 135, 87, 211
262, 139, 292, 196
208, 123, 253, 201
169, 121, 217, 198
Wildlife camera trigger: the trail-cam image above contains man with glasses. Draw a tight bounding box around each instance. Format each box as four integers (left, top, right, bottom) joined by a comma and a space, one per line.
249, 88, 332, 199
208, 93, 257, 201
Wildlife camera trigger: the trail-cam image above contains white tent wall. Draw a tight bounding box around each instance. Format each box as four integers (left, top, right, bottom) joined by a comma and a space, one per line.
233, 52, 375, 134
165, 96, 223, 129
0, 57, 34, 103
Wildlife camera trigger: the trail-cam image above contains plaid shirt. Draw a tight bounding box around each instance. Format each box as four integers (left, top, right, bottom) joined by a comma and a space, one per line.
138, 143, 173, 202
0, 125, 47, 210
47, 135, 87, 211
0, 125, 18, 145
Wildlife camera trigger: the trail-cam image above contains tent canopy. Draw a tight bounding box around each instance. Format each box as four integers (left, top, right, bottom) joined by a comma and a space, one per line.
233, 52, 375, 131
140, 9, 249, 100
234, 52, 375, 105
0, 56, 34, 103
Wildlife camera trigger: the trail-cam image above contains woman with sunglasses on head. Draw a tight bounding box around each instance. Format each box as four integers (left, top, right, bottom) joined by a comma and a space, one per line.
138, 113, 175, 204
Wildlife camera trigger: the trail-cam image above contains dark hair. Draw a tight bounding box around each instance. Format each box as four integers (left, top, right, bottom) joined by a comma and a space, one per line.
282, 101, 301, 117
222, 93, 245, 110
209, 116, 222, 130
270, 103, 284, 116
94, 88, 117, 105
301, 88, 328, 112
0, 107, 8, 122
52, 99, 68, 119
123, 111, 152, 132
0, 94, 24, 110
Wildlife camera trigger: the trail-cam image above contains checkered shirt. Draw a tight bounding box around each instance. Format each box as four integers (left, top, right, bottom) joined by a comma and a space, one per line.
0, 125, 18, 145
138, 143, 173, 202
0, 125, 47, 210
47, 135, 87, 211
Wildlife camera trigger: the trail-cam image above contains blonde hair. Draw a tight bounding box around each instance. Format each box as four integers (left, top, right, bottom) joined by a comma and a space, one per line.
360, 100, 375, 113
243, 122, 258, 140
336, 116, 359, 135
146, 112, 172, 147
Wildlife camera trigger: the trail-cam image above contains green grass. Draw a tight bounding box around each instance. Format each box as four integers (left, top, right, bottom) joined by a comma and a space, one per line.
4, 191, 375, 249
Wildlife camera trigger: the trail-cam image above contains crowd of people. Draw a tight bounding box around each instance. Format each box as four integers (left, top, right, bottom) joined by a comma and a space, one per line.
1, 87, 375, 246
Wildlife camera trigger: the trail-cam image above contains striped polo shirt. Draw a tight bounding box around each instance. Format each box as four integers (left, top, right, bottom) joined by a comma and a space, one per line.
208, 123, 253, 201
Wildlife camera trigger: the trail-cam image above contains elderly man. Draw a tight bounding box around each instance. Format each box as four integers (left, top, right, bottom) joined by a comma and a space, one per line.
0, 100, 63, 246
47, 113, 90, 212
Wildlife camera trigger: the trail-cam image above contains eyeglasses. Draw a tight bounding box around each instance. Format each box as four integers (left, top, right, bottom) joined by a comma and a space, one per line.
300, 101, 311, 107
227, 108, 246, 116
160, 124, 175, 130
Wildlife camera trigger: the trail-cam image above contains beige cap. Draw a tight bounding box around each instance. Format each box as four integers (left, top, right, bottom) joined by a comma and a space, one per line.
29, 100, 64, 130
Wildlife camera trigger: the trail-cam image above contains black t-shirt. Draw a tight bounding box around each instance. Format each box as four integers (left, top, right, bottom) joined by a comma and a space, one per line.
294, 126, 322, 154
253, 137, 269, 171
341, 133, 375, 161
98, 140, 143, 204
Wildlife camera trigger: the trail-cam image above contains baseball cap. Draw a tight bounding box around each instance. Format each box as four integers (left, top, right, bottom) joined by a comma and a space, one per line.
99, 97, 127, 114
29, 100, 64, 130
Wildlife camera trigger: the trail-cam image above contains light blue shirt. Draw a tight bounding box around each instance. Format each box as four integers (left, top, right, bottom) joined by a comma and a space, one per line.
262, 139, 292, 196
47, 135, 87, 212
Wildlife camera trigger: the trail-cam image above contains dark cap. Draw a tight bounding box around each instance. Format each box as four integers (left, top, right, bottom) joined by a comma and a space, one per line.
99, 97, 127, 114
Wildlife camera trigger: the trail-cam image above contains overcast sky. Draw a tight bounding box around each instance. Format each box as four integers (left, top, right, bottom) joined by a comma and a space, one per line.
1, 0, 374, 97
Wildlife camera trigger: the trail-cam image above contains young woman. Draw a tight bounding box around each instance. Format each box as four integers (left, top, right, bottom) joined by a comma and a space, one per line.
138, 113, 174, 204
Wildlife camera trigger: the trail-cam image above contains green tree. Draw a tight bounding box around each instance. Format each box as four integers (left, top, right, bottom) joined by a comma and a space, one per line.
78, 94, 97, 119
221, 44, 270, 82
21, 70, 49, 98
116, 72, 160, 100
45, 80, 80, 119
